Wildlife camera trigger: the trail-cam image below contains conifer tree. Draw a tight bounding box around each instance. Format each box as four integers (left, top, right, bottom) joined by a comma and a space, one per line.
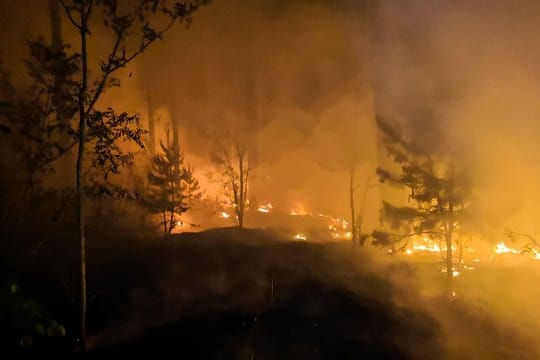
143, 130, 200, 235
373, 116, 471, 297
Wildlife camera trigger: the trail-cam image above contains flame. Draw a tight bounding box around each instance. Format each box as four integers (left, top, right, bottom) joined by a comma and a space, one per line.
441, 267, 461, 277
494, 242, 521, 254
290, 206, 308, 216
257, 203, 273, 213
294, 232, 307, 240
411, 237, 441, 253
219, 212, 231, 218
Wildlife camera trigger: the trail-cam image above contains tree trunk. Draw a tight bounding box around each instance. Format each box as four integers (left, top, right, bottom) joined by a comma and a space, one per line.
445, 224, 453, 298
237, 151, 245, 228
349, 167, 357, 244
162, 211, 167, 236
146, 91, 155, 155
76, 5, 89, 351
49, 0, 62, 51
446, 190, 455, 299
446, 169, 456, 299
236, 150, 247, 229
169, 190, 175, 235
171, 105, 179, 148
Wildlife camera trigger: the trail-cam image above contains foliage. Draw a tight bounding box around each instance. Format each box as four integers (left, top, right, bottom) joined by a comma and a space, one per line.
0, 38, 147, 227
58, 0, 210, 347
142, 133, 200, 235
0, 283, 66, 350
0, 39, 78, 179
371, 116, 471, 251
85, 108, 146, 180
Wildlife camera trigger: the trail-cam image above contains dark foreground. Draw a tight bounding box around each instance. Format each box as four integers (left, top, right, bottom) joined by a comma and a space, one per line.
1, 227, 536, 358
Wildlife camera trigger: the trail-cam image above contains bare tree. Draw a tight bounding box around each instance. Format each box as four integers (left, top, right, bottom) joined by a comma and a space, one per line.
213, 141, 250, 228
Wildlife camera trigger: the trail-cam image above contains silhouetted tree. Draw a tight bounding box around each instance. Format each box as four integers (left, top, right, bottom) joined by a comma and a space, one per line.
372, 116, 471, 298
504, 229, 540, 257
213, 142, 250, 228
56, 0, 208, 349
0, 40, 79, 224
142, 130, 200, 235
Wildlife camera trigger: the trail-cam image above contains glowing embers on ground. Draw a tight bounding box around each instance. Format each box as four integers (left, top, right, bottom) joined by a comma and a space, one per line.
290, 205, 308, 216
403, 236, 448, 256
402, 236, 472, 278
257, 203, 273, 213
440, 267, 461, 277
321, 214, 351, 240
219, 212, 231, 218
494, 242, 521, 254
411, 237, 441, 253
492, 241, 540, 260
288, 204, 354, 241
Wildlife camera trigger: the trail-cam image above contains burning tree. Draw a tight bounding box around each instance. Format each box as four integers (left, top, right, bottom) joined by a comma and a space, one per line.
142, 130, 200, 235
372, 117, 471, 297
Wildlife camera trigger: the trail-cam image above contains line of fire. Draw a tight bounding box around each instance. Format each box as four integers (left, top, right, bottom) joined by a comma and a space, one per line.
1, 0, 540, 358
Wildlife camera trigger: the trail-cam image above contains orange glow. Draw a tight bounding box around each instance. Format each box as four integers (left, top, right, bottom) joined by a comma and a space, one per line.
290, 208, 308, 216
256, 203, 273, 213
494, 242, 521, 254
413, 237, 441, 253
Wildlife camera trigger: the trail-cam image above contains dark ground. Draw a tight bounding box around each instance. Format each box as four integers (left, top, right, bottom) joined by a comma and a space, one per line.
0, 226, 536, 358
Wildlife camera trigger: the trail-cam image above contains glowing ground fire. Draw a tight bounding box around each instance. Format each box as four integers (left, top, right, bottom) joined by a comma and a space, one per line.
212, 202, 540, 267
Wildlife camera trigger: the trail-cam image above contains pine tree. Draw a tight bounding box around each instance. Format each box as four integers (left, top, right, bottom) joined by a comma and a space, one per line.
373, 116, 471, 297
143, 131, 200, 235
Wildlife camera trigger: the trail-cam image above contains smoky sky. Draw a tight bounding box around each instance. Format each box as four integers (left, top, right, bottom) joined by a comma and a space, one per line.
3, 0, 540, 231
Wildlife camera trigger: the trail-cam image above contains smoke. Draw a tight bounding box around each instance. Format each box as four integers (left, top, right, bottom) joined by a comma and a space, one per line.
4, 1, 540, 230
4, 0, 540, 356
373, 0, 540, 233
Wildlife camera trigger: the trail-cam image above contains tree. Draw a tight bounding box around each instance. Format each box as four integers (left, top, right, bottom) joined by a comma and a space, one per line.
207, 107, 253, 229
0, 37, 151, 227
312, 95, 375, 244
55, 0, 208, 349
213, 142, 250, 228
142, 130, 200, 235
0, 40, 79, 225
372, 116, 471, 298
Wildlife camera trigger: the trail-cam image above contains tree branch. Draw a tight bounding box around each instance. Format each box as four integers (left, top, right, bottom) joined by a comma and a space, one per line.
84, 1, 172, 117
58, 0, 82, 31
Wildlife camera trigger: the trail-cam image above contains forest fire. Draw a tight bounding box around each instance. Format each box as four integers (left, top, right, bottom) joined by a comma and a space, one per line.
494, 242, 521, 255
256, 203, 272, 213
4, 0, 540, 357
399, 236, 540, 268
289, 204, 308, 216
412, 237, 441, 253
